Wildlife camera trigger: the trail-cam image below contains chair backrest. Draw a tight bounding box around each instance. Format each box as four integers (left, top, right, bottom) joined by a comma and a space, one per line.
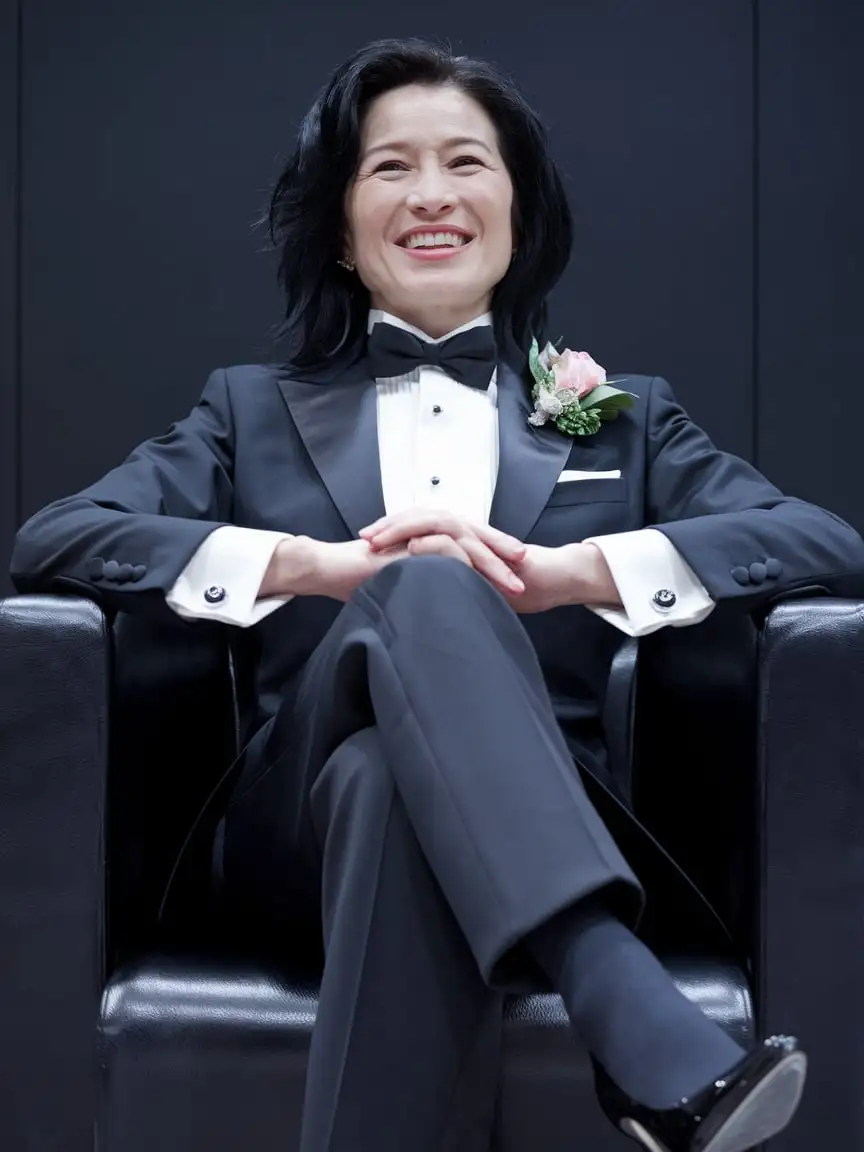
106, 603, 762, 969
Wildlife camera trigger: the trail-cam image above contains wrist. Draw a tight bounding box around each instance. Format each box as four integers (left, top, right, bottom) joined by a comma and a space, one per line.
580, 542, 621, 606
259, 535, 320, 598
561, 542, 621, 608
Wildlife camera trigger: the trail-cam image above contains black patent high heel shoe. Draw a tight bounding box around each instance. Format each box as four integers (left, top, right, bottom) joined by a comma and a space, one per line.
593, 1035, 807, 1152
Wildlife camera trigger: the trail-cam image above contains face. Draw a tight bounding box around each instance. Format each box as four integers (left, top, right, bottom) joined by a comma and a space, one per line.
345, 83, 514, 338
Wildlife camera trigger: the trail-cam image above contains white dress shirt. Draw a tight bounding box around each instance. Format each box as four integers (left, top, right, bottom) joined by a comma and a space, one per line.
167, 310, 715, 636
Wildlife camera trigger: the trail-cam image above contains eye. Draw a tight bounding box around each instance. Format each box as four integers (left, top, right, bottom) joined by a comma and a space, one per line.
450, 155, 485, 169
373, 160, 408, 174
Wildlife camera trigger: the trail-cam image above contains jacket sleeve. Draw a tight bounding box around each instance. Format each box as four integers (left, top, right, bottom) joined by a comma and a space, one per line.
645, 375, 864, 609
10, 368, 237, 623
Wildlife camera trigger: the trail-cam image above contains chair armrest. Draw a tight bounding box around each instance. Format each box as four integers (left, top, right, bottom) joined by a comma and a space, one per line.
757, 597, 864, 1152
0, 594, 108, 1152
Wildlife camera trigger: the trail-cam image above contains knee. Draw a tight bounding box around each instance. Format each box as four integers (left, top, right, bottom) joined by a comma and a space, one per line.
356, 556, 518, 646
364, 554, 487, 602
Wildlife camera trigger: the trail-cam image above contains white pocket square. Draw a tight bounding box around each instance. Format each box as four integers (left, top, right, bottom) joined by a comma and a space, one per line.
556, 469, 622, 483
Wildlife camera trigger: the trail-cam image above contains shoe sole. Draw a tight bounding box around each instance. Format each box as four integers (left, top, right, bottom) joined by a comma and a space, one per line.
620, 1051, 808, 1152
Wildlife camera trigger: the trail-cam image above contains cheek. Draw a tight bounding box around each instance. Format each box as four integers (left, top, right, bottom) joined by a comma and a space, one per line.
478, 182, 514, 248
346, 190, 387, 258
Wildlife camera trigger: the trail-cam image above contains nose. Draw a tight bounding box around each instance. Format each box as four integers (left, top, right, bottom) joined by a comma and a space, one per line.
405, 161, 457, 215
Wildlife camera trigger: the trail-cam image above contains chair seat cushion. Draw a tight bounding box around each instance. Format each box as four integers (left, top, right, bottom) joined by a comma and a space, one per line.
98, 953, 752, 1152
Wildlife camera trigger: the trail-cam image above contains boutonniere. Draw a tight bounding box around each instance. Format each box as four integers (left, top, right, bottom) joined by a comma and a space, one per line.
527, 339, 635, 437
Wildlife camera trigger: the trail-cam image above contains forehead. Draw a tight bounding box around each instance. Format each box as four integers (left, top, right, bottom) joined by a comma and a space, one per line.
360, 83, 499, 150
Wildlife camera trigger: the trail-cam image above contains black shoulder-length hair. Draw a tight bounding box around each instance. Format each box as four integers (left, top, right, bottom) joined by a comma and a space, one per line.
268, 38, 573, 368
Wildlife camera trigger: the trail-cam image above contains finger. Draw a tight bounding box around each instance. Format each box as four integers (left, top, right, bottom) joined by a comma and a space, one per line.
368, 543, 411, 574
458, 536, 525, 594
372, 542, 411, 559
407, 534, 473, 566
360, 510, 449, 536
365, 511, 461, 549
469, 522, 527, 562
358, 514, 393, 537
366, 514, 524, 561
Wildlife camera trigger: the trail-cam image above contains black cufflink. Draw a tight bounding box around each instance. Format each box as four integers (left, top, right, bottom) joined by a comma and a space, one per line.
204, 585, 227, 605
652, 589, 677, 611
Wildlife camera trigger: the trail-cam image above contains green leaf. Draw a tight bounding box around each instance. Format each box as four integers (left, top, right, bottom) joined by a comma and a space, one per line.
528, 338, 543, 387
580, 387, 636, 412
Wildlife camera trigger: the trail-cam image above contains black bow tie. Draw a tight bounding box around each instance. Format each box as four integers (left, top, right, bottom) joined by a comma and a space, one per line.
367, 322, 497, 392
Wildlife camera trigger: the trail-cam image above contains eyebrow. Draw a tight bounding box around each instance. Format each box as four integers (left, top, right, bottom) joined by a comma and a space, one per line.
361, 135, 495, 159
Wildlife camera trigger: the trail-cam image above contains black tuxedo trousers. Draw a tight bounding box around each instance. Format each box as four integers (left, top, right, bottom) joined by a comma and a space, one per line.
222, 556, 643, 1152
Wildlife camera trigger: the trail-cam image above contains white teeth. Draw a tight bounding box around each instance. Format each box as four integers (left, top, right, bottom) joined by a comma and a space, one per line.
403, 231, 468, 249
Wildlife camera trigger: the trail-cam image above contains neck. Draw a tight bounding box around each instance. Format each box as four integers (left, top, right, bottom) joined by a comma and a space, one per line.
372, 297, 491, 340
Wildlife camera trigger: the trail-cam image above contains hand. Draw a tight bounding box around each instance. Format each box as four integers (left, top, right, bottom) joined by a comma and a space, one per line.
262, 536, 410, 602
501, 542, 622, 614
360, 510, 527, 596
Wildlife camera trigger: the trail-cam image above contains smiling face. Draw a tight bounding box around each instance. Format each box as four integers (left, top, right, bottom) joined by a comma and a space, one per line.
345, 83, 515, 338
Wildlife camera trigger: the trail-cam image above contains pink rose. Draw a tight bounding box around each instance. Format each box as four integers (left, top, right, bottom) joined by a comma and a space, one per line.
551, 349, 606, 398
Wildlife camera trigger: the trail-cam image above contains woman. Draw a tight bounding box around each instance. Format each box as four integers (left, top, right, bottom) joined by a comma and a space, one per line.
11, 37, 864, 1152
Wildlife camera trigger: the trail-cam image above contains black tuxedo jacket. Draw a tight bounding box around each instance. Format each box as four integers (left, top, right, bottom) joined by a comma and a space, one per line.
11, 354, 864, 794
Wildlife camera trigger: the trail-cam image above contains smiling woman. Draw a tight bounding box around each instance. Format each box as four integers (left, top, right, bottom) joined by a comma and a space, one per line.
12, 34, 857, 1152
344, 84, 514, 336
267, 40, 572, 365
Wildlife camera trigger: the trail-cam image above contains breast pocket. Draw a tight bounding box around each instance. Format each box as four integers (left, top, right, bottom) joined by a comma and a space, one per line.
545, 477, 629, 508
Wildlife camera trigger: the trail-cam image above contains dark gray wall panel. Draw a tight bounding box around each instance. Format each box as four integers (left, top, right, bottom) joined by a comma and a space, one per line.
0, 0, 19, 594
758, 0, 864, 528
19, 0, 754, 519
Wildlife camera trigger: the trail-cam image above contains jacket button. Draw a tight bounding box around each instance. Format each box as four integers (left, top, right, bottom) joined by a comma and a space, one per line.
765, 558, 782, 578
87, 557, 105, 580
731, 566, 751, 586
116, 563, 134, 584
652, 589, 677, 611
131, 564, 147, 582
204, 585, 227, 605
103, 560, 121, 581
749, 561, 768, 585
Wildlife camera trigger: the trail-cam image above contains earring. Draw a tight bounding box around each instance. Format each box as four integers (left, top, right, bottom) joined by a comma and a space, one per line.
338, 257, 355, 272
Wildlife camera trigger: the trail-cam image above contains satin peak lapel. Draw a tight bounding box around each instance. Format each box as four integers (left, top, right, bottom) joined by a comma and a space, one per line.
490, 361, 572, 540
277, 358, 386, 538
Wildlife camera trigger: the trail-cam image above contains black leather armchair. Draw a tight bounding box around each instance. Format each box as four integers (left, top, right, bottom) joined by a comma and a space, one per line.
1, 593, 863, 1152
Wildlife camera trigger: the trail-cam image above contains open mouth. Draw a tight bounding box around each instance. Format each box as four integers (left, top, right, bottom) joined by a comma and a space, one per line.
396, 229, 475, 251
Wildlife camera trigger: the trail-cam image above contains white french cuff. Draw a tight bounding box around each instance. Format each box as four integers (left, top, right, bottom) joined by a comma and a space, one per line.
583, 528, 715, 638
166, 525, 294, 627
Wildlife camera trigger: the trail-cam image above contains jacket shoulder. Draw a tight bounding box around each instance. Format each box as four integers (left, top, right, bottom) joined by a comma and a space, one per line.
220, 363, 284, 391
608, 372, 655, 398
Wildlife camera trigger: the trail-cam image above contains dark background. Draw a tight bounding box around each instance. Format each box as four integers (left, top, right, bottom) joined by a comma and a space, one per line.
1, 0, 861, 595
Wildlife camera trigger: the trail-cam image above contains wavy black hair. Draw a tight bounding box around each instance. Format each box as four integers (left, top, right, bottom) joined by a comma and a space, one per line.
268, 38, 573, 368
